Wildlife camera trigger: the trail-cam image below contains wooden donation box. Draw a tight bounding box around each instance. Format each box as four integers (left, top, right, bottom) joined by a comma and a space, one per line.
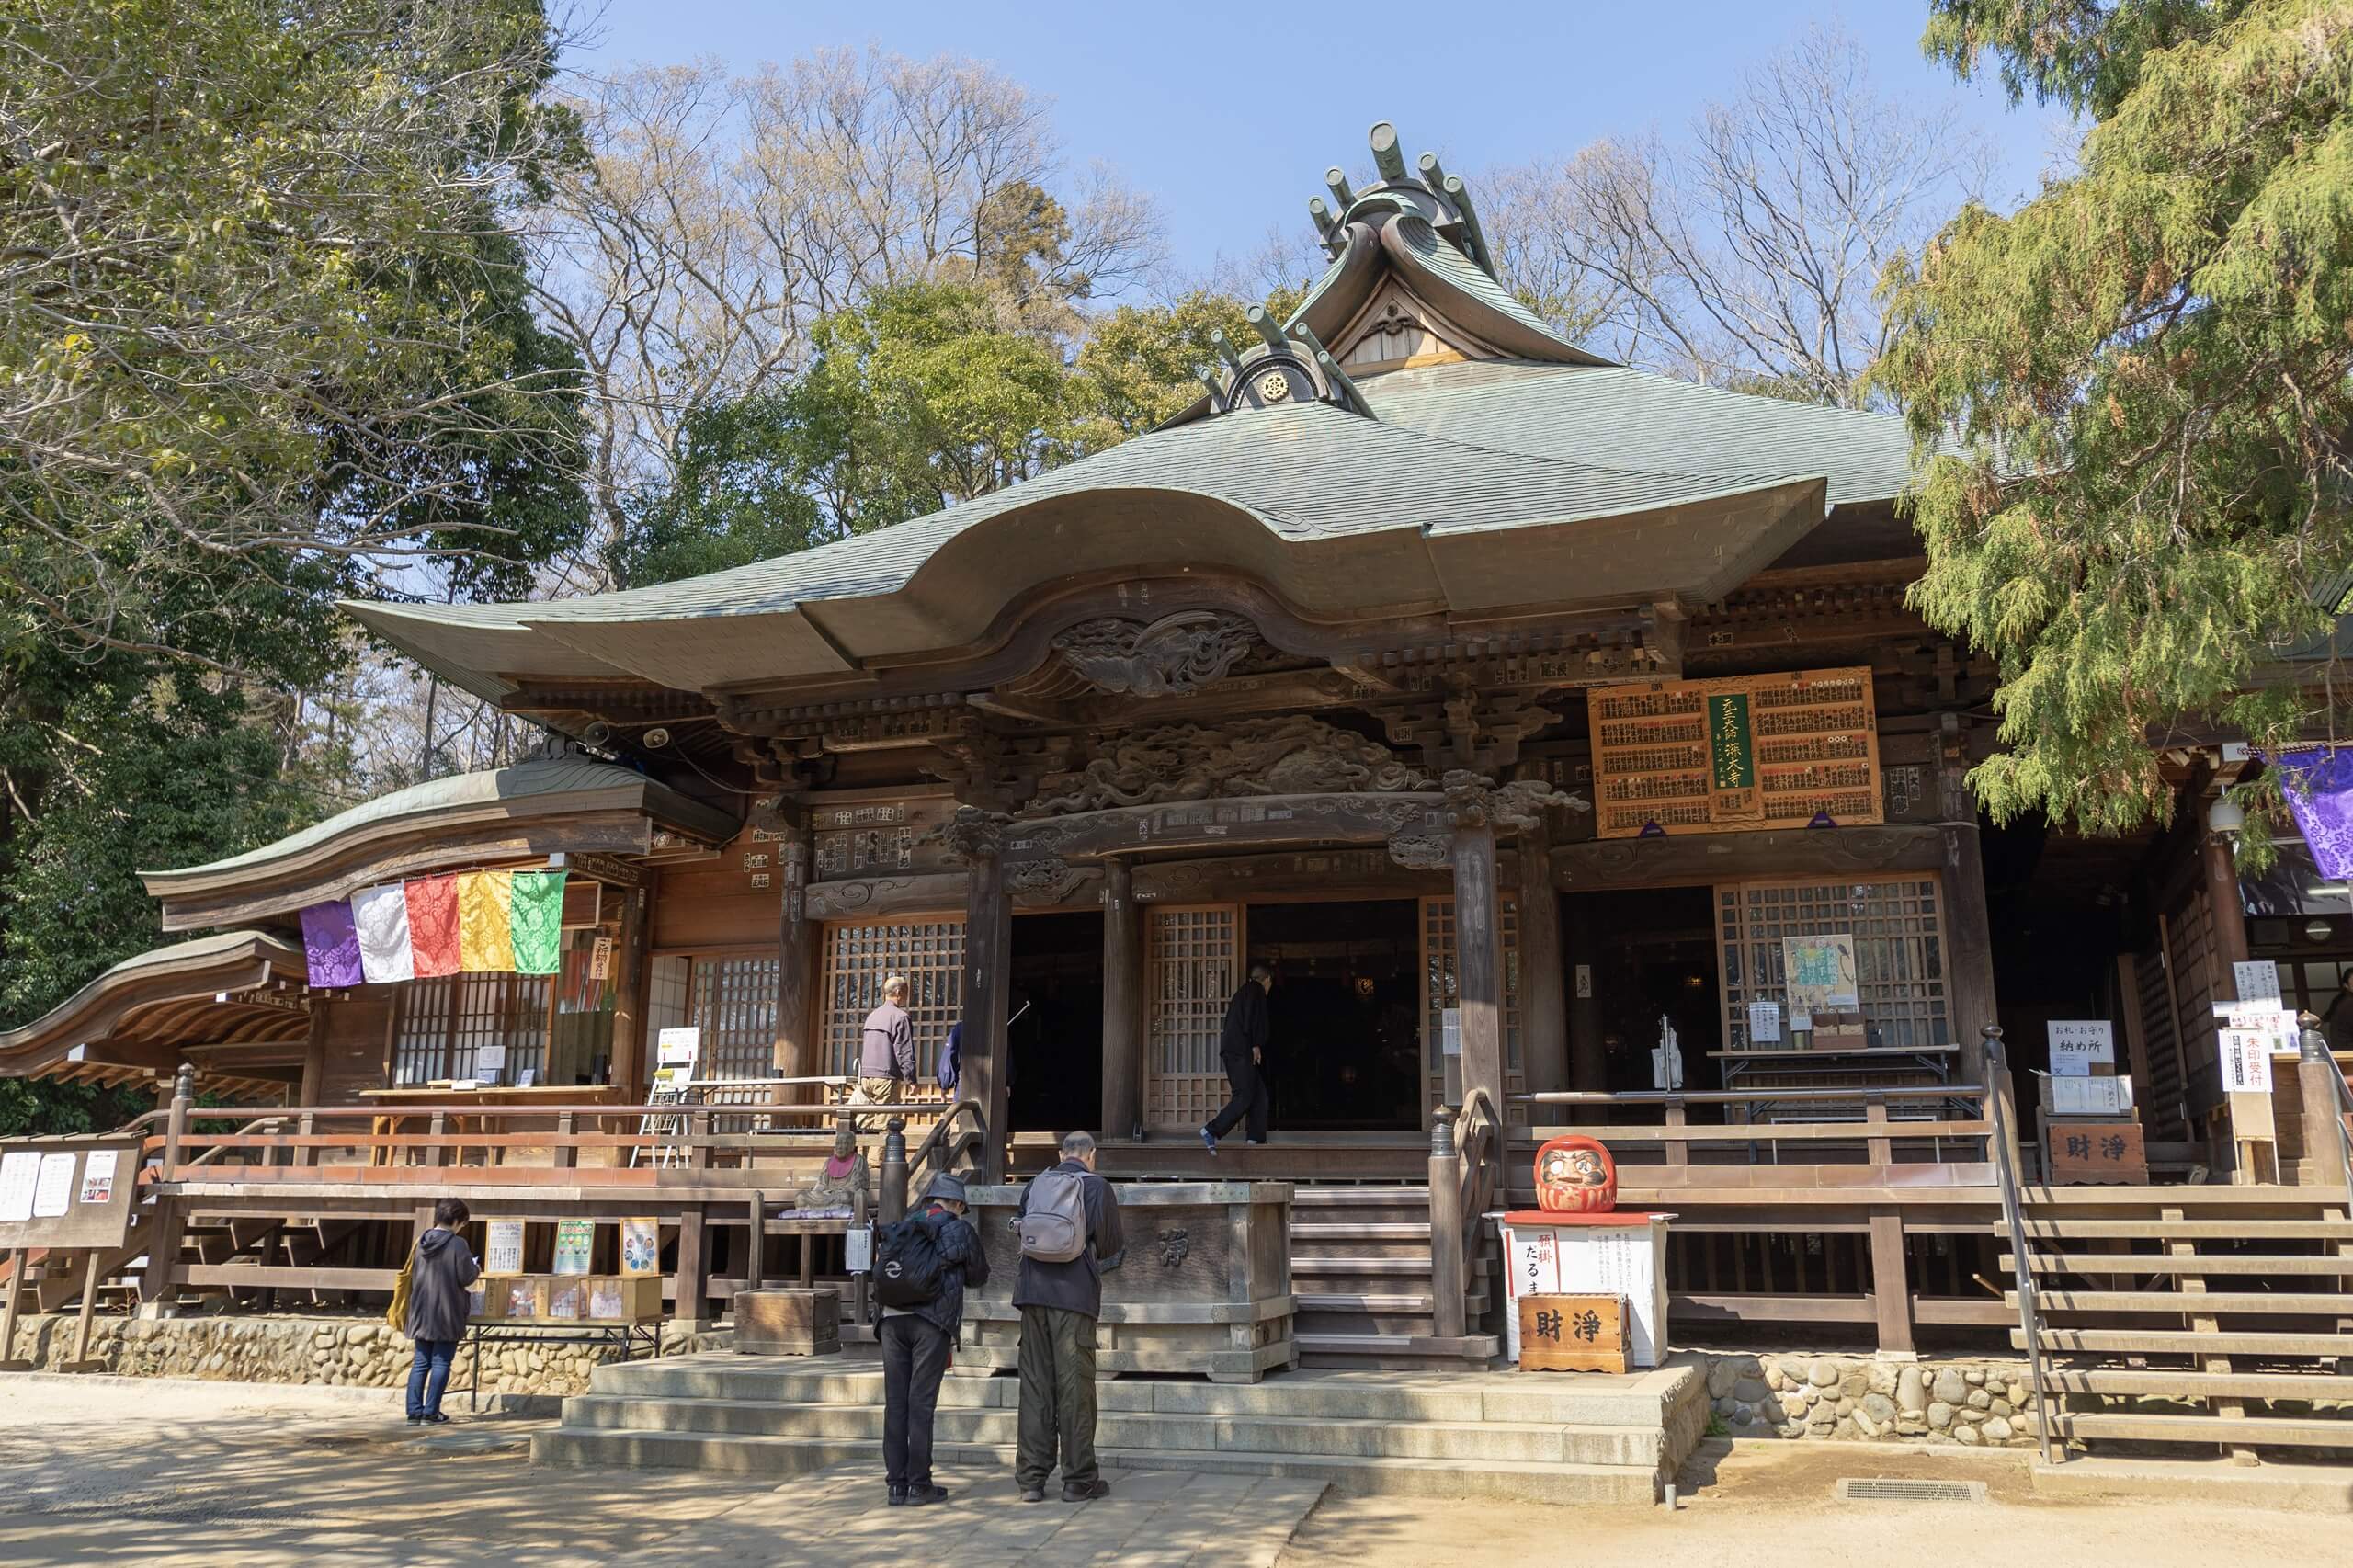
1518, 1293, 1631, 1374
963, 1181, 1295, 1384
733, 1288, 840, 1357
1500, 1213, 1671, 1368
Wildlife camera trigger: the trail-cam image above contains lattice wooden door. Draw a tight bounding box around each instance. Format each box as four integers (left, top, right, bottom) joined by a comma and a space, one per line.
1146, 903, 1240, 1128
1420, 892, 1523, 1119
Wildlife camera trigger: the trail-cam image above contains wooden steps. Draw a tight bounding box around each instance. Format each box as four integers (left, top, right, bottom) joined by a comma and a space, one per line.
2029, 1411, 2353, 1449
1995, 1186, 2353, 1468
1284, 1187, 1494, 1370
2006, 1252, 2353, 1277
2009, 1290, 2353, 1314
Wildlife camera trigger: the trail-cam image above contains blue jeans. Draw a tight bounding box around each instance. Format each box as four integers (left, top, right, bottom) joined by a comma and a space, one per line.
406, 1338, 457, 1418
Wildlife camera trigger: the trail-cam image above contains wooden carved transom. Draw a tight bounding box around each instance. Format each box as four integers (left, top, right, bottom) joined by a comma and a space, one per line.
1021, 714, 1429, 817
1049, 611, 1259, 698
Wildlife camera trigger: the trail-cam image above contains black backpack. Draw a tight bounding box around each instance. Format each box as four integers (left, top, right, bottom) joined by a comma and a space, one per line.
873, 1213, 947, 1308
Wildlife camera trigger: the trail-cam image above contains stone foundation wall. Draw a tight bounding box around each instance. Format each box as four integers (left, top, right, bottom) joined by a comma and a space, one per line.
5, 1312, 724, 1396
1702, 1352, 2040, 1448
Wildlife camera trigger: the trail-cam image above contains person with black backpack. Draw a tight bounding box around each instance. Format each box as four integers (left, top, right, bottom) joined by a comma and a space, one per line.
872, 1171, 988, 1506
1011, 1130, 1124, 1504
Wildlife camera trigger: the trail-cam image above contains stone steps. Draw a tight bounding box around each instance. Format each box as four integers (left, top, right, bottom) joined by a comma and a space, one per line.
532, 1426, 1665, 1505
559, 1393, 1670, 1465
531, 1355, 1706, 1506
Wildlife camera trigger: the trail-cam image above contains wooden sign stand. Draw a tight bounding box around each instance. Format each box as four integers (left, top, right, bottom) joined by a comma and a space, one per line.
0, 1246, 30, 1371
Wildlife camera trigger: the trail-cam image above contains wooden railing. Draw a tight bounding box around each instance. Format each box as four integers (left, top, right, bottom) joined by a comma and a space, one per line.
1981, 1026, 2056, 1464
1515, 1084, 1994, 1183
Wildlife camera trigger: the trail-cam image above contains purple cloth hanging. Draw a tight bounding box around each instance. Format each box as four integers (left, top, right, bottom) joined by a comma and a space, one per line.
298, 900, 364, 987
2278, 748, 2353, 881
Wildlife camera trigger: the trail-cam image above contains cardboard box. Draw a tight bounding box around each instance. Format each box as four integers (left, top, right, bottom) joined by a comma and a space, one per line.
1518, 1293, 1629, 1373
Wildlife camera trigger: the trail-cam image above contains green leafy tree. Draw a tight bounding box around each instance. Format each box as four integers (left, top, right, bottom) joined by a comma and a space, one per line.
1876, 0, 2353, 840
1071, 288, 1309, 446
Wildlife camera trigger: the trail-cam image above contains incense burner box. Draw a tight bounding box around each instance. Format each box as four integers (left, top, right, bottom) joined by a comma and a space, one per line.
961, 1181, 1295, 1384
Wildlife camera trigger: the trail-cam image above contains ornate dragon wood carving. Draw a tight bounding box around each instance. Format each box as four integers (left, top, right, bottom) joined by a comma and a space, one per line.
1050, 610, 1259, 697
1020, 715, 1428, 816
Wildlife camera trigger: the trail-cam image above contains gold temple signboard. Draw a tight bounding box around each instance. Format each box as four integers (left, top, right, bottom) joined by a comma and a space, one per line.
1587, 666, 1881, 839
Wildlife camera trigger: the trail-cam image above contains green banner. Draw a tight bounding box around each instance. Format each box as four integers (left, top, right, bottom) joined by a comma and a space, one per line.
1707, 692, 1755, 791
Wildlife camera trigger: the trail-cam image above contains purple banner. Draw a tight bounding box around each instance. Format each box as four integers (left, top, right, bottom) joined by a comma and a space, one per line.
2279, 748, 2353, 881
298, 900, 364, 988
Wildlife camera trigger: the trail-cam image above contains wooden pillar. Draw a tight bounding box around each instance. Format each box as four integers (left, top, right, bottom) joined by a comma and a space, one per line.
772, 828, 817, 1079
1450, 822, 1506, 1116
0, 1247, 29, 1366
1868, 1208, 1915, 1355
1563, 894, 1607, 1101
608, 881, 651, 1096
1099, 858, 1144, 1139
961, 846, 1014, 1181
2203, 830, 2276, 1181
674, 1208, 710, 1330
1941, 824, 1998, 1087
1427, 1110, 1466, 1340
1514, 818, 1568, 1096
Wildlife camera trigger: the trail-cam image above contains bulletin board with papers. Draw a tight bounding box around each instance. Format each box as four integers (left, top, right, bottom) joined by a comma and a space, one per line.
0, 1137, 143, 1251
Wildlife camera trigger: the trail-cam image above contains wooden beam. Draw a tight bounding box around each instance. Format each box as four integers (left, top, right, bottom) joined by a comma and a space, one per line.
772, 825, 816, 1077
1553, 824, 1948, 891
1100, 858, 1144, 1140
1451, 823, 1505, 1114
1514, 814, 1567, 1096
961, 849, 1014, 1180
1002, 793, 1449, 865
1942, 824, 1998, 1085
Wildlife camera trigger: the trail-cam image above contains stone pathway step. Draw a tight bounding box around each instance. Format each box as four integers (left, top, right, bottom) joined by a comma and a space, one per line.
532, 1426, 1664, 1505
560, 1394, 1668, 1465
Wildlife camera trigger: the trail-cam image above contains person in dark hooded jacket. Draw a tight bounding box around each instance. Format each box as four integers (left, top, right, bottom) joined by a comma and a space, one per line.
404, 1197, 480, 1424
881, 1172, 989, 1506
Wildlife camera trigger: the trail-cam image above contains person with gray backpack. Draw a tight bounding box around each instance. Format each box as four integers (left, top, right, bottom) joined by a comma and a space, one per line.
1011, 1130, 1124, 1503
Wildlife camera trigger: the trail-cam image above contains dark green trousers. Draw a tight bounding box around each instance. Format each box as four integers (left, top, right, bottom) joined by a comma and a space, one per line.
1015, 1305, 1098, 1488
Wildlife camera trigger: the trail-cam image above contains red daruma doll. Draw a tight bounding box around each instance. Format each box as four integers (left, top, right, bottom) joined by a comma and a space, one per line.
1533, 1135, 1618, 1214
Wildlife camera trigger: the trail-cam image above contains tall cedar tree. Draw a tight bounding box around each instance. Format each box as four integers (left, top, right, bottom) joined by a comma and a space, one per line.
1877, 1, 2353, 843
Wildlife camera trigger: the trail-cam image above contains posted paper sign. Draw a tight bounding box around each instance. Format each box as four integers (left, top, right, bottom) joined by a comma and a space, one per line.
474, 1042, 507, 1076
32, 1153, 76, 1218
657, 1026, 700, 1070
2220, 1015, 2279, 1094
2048, 1020, 2116, 1077
620, 1217, 660, 1277
552, 1218, 596, 1276
1745, 1000, 1782, 1048
76, 1150, 118, 1206
484, 1219, 526, 1275
1782, 934, 1859, 1012
2234, 960, 2283, 1006
2044, 1074, 2134, 1117
0, 1151, 39, 1224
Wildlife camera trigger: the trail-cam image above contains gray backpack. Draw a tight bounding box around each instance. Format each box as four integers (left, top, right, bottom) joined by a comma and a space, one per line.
1017, 1170, 1088, 1263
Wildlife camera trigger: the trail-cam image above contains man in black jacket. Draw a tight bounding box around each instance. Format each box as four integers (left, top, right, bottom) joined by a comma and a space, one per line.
1012, 1131, 1125, 1503
1201, 962, 1276, 1152
403, 1197, 480, 1425
881, 1172, 989, 1506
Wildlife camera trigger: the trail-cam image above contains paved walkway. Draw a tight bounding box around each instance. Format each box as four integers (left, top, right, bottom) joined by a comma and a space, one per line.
0, 1377, 1321, 1567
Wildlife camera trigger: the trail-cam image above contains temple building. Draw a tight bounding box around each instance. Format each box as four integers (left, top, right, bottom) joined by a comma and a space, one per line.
5, 124, 2347, 1391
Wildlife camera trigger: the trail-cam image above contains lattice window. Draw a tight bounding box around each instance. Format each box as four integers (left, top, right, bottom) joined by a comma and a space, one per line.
392, 974, 550, 1085
1147, 904, 1238, 1128
1420, 893, 1524, 1113
689, 955, 781, 1081
819, 919, 965, 1080
1719, 876, 1949, 1051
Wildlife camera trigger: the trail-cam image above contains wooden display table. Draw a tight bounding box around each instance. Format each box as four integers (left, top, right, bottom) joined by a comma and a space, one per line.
358, 1084, 630, 1166
961, 1180, 1295, 1384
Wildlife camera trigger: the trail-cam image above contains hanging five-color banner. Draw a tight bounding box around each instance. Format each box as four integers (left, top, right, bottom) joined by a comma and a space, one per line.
300, 869, 566, 987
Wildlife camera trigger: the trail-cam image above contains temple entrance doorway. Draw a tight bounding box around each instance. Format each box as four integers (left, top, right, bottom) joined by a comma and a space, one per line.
1007, 911, 1103, 1138
1567, 887, 1724, 1096
1245, 898, 1424, 1132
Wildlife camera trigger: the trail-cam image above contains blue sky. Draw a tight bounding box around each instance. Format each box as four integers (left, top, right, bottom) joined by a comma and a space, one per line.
572, 1, 2062, 282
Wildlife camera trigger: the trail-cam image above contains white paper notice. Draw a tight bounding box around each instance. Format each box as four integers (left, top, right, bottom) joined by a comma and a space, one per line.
1745, 1001, 1782, 1047
0, 1151, 38, 1223
484, 1219, 526, 1275
32, 1153, 77, 1218
2219, 1012, 2279, 1093
2234, 960, 2283, 1006
77, 1150, 118, 1205
2048, 1020, 2117, 1077
657, 1026, 700, 1070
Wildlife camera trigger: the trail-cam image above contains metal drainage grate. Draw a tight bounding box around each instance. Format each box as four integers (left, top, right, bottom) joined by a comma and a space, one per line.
1836, 1478, 1987, 1505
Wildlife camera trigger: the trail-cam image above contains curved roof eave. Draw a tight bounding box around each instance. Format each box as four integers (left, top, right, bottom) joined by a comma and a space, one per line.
0, 931, 307, 1077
